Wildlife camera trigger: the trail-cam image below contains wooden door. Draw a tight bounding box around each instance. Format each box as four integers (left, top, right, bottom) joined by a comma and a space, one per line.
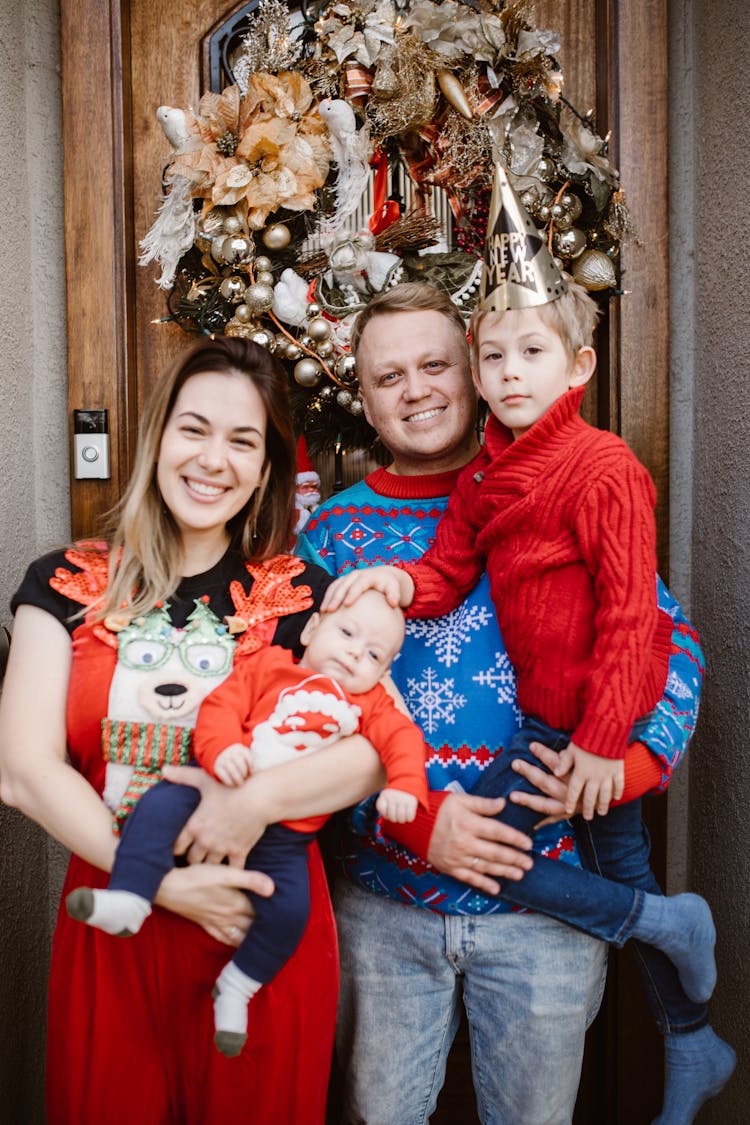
61, 2, 669, 1120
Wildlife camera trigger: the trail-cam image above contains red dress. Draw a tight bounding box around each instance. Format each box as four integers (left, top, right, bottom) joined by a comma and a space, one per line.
13, 547, 338, 1125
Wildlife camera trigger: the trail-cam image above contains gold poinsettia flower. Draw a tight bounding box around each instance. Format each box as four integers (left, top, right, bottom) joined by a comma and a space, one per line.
170, 75, 330, 228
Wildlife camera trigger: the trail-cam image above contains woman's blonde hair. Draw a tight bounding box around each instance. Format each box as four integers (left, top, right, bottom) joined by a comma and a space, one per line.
99, 336, 296, 619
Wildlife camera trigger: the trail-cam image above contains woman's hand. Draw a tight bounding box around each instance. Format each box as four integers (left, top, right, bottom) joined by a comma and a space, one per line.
427, 793, 534, 896
156, 861, 274, 946
162, 765, 273, 867
321, 565, 414, 611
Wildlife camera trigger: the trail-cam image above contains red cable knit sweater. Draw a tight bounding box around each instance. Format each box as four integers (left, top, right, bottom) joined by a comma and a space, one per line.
406, 386, 673, 760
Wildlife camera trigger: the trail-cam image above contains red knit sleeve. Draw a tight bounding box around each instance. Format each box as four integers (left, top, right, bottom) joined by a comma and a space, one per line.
616, 741, 664, 804
380, 789, 451, 859
571, 451, 672, 759
406, 458, 488, 619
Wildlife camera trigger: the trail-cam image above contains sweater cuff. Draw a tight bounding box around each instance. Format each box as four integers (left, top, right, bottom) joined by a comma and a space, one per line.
382, 790, 450, 860
614, 741, 664, 804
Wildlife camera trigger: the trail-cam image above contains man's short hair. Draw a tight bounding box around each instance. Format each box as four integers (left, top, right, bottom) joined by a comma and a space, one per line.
350, 283, 468, 360
469, 279, 600, 365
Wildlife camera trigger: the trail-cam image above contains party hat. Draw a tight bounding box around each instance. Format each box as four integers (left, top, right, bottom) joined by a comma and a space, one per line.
479, 163, 566, 311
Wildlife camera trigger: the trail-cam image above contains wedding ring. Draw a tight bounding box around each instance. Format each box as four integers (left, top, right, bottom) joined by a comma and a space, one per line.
230, 925, 241, 939
471, 856, 480, 867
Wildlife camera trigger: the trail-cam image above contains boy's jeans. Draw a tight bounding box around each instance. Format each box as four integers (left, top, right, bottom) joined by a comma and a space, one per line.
472, 715, 708, 1033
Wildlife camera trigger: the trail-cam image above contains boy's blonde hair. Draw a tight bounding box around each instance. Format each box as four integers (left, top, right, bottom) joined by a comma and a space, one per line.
469, 279, 600, 365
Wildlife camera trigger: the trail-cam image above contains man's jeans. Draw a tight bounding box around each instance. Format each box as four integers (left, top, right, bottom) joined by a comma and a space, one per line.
472, 716, 708, 1033
334, 879, 606, 1125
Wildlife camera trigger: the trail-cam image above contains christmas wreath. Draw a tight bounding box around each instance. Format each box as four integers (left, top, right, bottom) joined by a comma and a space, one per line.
141, 0, 629, 454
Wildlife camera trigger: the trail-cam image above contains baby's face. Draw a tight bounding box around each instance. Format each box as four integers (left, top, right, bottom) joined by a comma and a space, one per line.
300, 590, 405, 694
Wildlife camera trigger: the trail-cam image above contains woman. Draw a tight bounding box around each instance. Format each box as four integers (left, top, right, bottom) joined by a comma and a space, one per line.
0, 337, 382, 1125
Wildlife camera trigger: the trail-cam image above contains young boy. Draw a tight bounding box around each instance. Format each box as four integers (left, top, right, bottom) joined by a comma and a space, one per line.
66, 590, 427, 1057
323, 165, 735, 1121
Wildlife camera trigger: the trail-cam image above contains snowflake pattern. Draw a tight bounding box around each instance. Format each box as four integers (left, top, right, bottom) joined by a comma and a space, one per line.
665, 669, 693, 700
472, 650, 522, 718
406, 601, 493, 667
405, 668, 467, 735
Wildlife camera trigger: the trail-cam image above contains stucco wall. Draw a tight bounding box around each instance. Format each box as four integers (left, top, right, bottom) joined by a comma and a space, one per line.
0, 1, 68, 1121
671, 1, 750, 1118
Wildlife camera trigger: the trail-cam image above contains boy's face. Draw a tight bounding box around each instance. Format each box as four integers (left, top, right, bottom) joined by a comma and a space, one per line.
299, 590, 405, 694
473, 307, 595, 439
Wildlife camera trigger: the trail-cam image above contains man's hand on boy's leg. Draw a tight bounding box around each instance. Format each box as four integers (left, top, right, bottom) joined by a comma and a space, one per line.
555, 742, 624, 819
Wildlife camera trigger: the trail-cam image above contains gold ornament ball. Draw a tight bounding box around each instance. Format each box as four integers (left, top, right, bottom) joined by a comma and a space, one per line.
255, 270, 275, 288
307, 302, 321, 318
319, 384, 334, 400
560, 192, 583, 220
251, 328, 275, 351
219, 276, 246, 303
254, 255, 272, 274
335, 354, 357, 382
262, 223, 291, 251
286, 343, 302, 361
349, 397, 364, 417
235, 304, 253, 324
223, 215, 242, 235
336, 389, 353, 408
572, 249, 617, 291
221, 235, 254, 265
537, 204, 551, 223
211, 238, 228, 263
294, 358, 323, 387
536, 156, 556, 182
245, 283, 275, 313
554, 227, 587, 260
299, 335, 313, 350
316, 341, 334, 359
275, 333, 291, 356
307, 316, 331, 343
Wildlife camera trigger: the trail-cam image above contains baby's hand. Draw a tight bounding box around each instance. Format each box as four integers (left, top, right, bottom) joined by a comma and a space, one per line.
376, 788, 419, 823
213, 743, 254, 787
321, 566, 414, 612
555, 742, 624, 819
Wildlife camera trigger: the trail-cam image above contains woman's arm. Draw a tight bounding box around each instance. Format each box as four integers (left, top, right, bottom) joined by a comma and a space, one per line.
0, 605, 274, 941
164, 735, 386, 865
0, 606, 117, 869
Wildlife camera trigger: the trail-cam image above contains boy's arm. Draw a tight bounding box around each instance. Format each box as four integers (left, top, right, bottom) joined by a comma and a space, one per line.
570, 457, 672, 761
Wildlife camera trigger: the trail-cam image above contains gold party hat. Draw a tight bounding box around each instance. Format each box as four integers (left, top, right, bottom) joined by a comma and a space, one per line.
479, 163, 566, 311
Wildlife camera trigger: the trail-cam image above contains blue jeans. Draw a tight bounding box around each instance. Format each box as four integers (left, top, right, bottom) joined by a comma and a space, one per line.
472, 717, 708, 1033
112, 779, 314, 982
334, 880, 606, 1125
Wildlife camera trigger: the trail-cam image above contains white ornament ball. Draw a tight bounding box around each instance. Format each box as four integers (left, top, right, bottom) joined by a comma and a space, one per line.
223, 215, 242, 235
336, 389, 353, 408
221, 235, 254, 265
251, 328, 275, 350
245, 283, 275, 313
254, 255, 272, 274
349, 397, 364, 416
255, 270, 275, 288
219, 276, 246, 303
307, 316, 331, 343
294, 358, 323, 387
262, 223, 291, 251
234, 304, 253, 324
316, 340, 334, 359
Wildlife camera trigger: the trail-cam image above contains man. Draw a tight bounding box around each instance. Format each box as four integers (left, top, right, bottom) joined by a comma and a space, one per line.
297, 283, 703, 1124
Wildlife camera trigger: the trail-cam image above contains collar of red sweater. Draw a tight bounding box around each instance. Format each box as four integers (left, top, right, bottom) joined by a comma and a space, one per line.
482, 385, 587, 476
365, 459, 483, 499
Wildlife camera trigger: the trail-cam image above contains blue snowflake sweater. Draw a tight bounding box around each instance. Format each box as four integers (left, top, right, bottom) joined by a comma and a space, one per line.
297, 465, 704, 916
